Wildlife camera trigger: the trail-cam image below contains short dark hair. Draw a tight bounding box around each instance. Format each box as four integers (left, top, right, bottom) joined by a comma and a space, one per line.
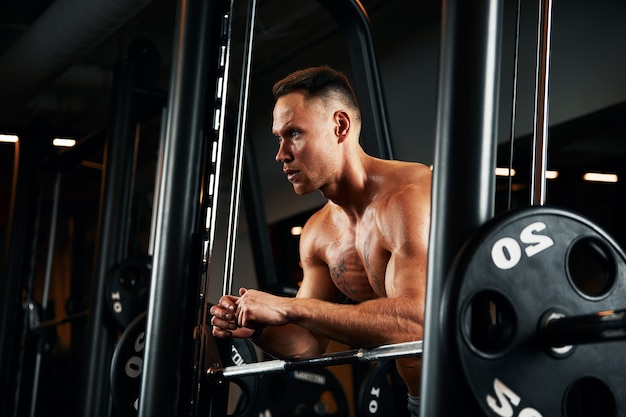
272, 66, 360, 116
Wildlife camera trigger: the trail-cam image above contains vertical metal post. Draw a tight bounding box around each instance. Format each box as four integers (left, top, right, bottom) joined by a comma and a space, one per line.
421, 0, 504, 415
530, 0, 554, 206
223, 0, 257, 297
80, 57, 139, 417
0, 137, 41, 416
138, 0, 219, 415
0, 140, 21, 416
317, 0, 394, 159
29, 172, 61, 417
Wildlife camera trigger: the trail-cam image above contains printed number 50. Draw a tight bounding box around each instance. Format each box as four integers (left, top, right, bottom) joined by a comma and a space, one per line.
491, 222, 554, 270
487, 378, 542, 417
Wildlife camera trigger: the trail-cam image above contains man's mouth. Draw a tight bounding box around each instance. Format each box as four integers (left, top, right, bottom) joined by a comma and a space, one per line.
284, 169, 299, 182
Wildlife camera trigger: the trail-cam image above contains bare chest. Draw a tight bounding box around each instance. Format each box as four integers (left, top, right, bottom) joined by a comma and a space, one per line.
319, 222, 390, 301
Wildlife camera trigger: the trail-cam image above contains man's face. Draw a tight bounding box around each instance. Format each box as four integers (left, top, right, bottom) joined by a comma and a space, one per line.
272, 91, 339, 195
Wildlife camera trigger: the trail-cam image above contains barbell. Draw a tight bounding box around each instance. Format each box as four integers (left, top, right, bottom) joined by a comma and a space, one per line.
207, 341, 423, 381
111, 206, 626, 416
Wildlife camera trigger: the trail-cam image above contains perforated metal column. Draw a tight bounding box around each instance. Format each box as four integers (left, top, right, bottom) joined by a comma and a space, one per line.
137, 0, 224, 416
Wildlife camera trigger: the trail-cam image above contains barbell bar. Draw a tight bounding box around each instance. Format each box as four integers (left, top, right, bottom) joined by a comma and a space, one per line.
207, 340, 423, 381
207, 304, 626, 383
540, 308, 626, 349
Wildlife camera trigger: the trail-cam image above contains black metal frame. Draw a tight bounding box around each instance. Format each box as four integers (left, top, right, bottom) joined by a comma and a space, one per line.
317, 0, 395, 160
1, 0, 507, 414
79, 54, 145, 417
137, 0, 223, 415
421, 0, 504, 414
0, 136, 44, 416
137, 0, 395, 415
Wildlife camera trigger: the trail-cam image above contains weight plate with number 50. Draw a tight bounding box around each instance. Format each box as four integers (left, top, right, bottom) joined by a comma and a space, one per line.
444, 206, 626, 417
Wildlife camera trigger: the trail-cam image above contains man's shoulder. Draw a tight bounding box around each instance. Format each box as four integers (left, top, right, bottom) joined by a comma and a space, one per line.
376, 160, 432, 194
299, 203, 349, 256
372, 161, 431, 219
386, 159, 431, 176
302, 203, 341, 233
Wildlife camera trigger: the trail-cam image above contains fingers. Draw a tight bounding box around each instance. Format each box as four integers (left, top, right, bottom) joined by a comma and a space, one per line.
218, 294, 238, 312
209, 303, 260, 339
235, 289, 255, 327
210, 311, 237, 331
209, 303, 238, 338
211, 325, 233, 338
209, 289, 259, 338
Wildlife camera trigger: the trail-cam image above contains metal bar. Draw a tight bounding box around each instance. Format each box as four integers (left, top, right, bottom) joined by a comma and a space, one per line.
29, 171, 62, 417
14, 186, 43, 417
147, 106, 168, 258
138, 0, 218, 415
32, 311, 90, 330
316, 0, 394, 159
202, 3, 232, 273
541, 309, 626, 348
222, 0, 257, 297
189, 2, 237, 414
41, 173, 61, 312
0, 140, 21, 415
14, 183, 43, 417
530, 0, 554, 206
421, 0, 504, 415
209, 341, 423, 380
507, 0, 522, 211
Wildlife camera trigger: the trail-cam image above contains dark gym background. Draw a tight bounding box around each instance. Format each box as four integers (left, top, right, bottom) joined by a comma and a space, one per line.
1, 0, 625, 416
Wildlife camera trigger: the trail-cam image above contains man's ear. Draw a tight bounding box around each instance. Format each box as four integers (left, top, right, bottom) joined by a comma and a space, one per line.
334, 110, 351, 141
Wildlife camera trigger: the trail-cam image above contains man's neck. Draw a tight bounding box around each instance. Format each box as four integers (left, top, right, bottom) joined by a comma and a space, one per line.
323, 153, 376, 218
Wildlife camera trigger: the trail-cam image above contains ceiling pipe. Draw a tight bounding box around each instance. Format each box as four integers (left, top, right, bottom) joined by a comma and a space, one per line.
0, 0, 154, 122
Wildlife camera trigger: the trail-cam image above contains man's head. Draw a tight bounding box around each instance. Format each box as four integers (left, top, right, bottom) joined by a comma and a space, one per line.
272, 66, 361, 122
272, 66, 362, 197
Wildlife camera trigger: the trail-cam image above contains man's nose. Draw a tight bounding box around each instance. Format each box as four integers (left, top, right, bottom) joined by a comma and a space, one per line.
275, 141, 292, 163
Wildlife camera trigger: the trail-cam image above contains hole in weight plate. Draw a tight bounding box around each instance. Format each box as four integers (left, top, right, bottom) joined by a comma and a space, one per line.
461, 290, 516, 357
564, 376, 616, 417
567, 237, 615, 299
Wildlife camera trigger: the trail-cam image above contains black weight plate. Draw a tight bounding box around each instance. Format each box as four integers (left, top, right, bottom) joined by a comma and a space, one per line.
446, 206, 626, 417
110, 311, 146, 417
105, 256, 151, 330
254, 367, 350, 416
110, 311, 259, 417
223, 337, 260, 416
357, 360, 408, 417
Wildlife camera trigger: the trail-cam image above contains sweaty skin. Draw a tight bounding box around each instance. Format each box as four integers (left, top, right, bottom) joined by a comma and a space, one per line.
210, 89, 431, 395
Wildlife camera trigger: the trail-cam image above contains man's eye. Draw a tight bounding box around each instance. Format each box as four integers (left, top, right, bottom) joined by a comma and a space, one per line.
275, 130, 299, 143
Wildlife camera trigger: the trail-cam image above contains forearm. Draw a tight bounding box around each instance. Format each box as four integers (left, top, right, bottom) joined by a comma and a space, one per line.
234, 289, 422, 357
251, 323, 328, 359
287, 296, 423, 348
